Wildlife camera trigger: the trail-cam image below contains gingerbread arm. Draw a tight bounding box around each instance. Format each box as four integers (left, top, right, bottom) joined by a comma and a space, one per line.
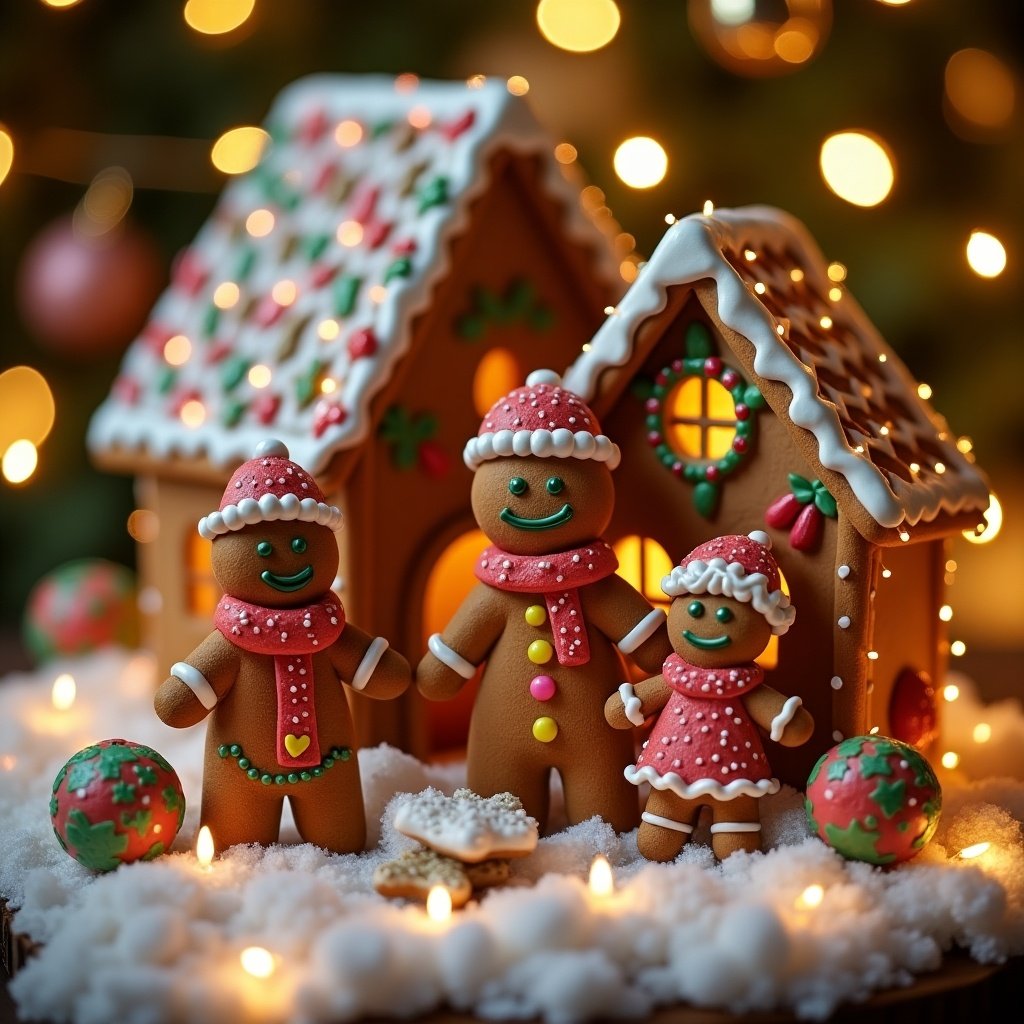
416, 583, 504, 702
604, 674, 672, 729
744, 684, 814, 747
584, 574, 672, 674
155, 631, 239, 729
327, 622, 410, 701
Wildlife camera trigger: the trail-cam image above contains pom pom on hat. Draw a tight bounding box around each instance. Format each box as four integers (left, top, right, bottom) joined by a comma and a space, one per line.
197, 439, 342, 540
463, 369, 621, 471
662, 531, 796, 635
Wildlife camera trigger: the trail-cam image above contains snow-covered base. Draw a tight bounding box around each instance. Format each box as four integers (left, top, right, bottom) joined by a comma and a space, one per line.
1, 652, 1023, 1024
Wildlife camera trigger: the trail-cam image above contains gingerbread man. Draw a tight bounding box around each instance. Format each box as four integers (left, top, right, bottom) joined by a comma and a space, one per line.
416, 370, 671, 832
605, 531, 813, 860
154, 439, 409, 853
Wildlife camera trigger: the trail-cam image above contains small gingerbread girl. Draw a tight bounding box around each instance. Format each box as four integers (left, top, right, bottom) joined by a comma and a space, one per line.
605, 531, 813, 860
416, 370, 671, 833
154, 439, 409, 854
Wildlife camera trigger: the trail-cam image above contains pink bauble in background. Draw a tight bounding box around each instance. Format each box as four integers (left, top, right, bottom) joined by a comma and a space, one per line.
17, 215, 163, 359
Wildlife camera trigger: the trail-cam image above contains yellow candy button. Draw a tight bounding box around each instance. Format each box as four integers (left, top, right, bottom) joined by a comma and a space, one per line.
527, 639, 553, 664
532, 716, 558, 743
525, 604, 547, 627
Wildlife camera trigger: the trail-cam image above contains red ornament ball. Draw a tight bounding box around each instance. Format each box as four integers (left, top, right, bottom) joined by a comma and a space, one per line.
50, 739, 185, 871
24, 559, 139, 664
17, 215, 163, 359
805, 735, 941, 865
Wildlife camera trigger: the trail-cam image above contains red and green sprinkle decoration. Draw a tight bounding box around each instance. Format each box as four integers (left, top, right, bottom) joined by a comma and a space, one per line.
379, 405, 450, 480
765, 473, 838, 552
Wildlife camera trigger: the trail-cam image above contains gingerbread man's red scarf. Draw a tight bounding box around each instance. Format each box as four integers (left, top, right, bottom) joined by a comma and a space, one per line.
474, 542, 618, 666
214, 595, 344, 769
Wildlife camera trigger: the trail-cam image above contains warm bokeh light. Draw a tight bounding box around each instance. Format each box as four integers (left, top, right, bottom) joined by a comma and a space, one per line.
239, 946, 275, 978
938, 604, 953, 622
2, 440, 38, 485
820, 131, 895, 207
337, 220, 363, 247
184, 0, 255, 35
795, 883, 824, 909
213, 282, 241, 309
0, 125, 14, 187
407, 105, 432, 129
973, 723, 992, 744
180, 400, 206, 428
426, 885, 453, 922
958, 842, 991, 860
966, 231, 1007, 279
941, 751, 960, 770
245, 208, 275, 237
917, 382, 933, 400
613, 136, 668, 189
334, 119, 363, 147
317, 319, 340, 341
127, 508, 160, 543
211, 126, 269, 175
588, 854, 614, 897
247, 364, 272, 388
40, 0, 85, 7
507, 75, 530, 96
536, 0, 621, 53
945, 49, 1016, 133
271, 280, 298, 306
943, 684, 960, 703
964, 493, 1003, 545
163, 334, 192, 366
51, 673, 76, 711
554, 142, 577, 164
950, 640, 967, 657
196, 825, 215, 867
0, 365, 55, 449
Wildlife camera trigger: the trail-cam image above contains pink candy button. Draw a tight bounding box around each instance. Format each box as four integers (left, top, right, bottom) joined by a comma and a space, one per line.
530, 675, 556, 701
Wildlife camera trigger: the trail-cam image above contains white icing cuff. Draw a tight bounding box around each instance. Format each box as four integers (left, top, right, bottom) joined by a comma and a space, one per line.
710, 821, 762, 834
351, 637, 389, 692
641, 811, 693, 834
617, 683, 645, 727
770, 695, 803, 742
170, 662, 217, 711
617, 608, 666, 654
428, 634, 476, 680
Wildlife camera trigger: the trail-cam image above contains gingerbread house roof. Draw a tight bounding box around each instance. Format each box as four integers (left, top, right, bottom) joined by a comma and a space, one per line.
88, 75, 621, 477
564, 206, 989, 534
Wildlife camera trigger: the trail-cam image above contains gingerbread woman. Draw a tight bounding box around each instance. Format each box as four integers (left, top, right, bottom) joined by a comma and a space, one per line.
605, 531, 813, 860
416, 370, 671, 832
154, 439, 409, 853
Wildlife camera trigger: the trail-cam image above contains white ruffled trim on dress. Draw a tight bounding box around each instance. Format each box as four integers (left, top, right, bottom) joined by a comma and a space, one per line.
624, 764, 780, 801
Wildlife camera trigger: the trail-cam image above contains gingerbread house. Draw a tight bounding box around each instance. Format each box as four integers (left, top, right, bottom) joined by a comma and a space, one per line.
563, 205, 991, 785
88, 74, 626, 751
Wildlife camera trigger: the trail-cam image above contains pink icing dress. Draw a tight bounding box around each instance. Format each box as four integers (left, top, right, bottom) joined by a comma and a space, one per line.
624, 654, 780, 801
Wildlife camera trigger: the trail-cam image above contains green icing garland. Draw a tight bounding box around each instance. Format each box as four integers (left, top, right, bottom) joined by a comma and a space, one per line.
217, 742, 352, 786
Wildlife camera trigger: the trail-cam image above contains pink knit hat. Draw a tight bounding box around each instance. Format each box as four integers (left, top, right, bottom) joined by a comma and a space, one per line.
463, 369, 620, 471
661, 531, 796, 636
197, 439, 342, 540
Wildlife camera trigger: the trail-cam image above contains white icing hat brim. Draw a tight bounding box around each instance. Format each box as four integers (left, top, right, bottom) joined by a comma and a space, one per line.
463, 429, 621, 471
661, 557, 796, 636
198, 495, 342, 540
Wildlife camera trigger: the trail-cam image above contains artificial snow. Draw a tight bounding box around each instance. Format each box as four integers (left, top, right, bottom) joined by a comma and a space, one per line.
2, 650, 1024, 1023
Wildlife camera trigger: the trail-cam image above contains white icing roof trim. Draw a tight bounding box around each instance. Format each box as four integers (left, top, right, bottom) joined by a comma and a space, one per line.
564, 206, 989, 530
88, 75, 621, 476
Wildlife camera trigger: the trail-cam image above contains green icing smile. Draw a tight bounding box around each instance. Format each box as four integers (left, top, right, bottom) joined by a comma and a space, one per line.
499, 503, 574, 531
261, 565, 314, 593
683, 630, 732, 650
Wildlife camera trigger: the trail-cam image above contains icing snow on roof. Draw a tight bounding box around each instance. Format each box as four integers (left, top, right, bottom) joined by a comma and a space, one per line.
89, 75, 618, 475
565, 206, 989, 530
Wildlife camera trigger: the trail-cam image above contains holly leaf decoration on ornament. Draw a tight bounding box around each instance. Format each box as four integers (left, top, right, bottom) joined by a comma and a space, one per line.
97, 745, 139, 780
65, 809, 128, 871
67, 760, 97, 792
120, 809, 152, 837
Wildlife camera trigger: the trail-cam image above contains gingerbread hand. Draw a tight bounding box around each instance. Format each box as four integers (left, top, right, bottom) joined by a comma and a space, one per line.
155, 631, 238, 729
744, 684, 814, 747
416, 642, 472, 702
603, 674, 671, 730
328, 623, 410, 700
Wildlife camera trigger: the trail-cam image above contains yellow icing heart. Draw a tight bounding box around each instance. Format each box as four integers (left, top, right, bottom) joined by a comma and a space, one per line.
285, 733, 310, 757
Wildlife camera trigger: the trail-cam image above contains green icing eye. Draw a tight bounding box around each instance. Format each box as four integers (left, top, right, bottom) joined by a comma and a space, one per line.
546, 477, 565, 495
291, 537, 308, 554
256, 541, 273, 558
716, 606, 734, 623
688, 600, 705, 618
508, 477, 528, 496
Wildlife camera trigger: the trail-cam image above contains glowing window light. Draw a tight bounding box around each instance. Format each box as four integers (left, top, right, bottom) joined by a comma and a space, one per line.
239, 946, 275, 978
247, 364, 272, 389
973, 723, 992, 744
196, 825, 215, 868
51, 673, 76, 711
964, 493, 1003, 545
959, 842, 991, 859
211, 126, 268, 175
966, 231, 1006, 279
0, 365, 55, 448
795, 883, 824, 909
0, 125, 12, 187
337, 220, 363, 247
184, 0, 255, 35
613, 137, 668, 190
127, 509, 159, 543
334, 120, 363, 147
943, 684, 960, 703
426, 885, 453, 922
2, 440, 38, 485
318, 319, 340, 341
941, 751, 960, 770
271, 279, 297, 306
555, 142, 577, 164
945, 49, 1015, 132
180, 400, 206, 428
163, 335, 192, 366
588, 854, 614, 897
536, 0, 621, 53
245, 209, 275, 238
820, 132, 895, 207
507, 75, 530, 96
950, 640, 966, 657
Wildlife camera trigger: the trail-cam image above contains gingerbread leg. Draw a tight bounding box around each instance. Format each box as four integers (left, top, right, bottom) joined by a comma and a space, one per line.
710, 795, 762, 859
468, 757, 550, 832
289, 761, 366, 854
561, 766, 639, 833
201, 765, 283, 850
637, 791, 700, 861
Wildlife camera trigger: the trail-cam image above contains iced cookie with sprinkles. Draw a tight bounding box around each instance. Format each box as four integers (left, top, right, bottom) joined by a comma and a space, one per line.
606, 531, 813, 860
154, 439, 409, 853
416, 371, 672, 832
373, 847, 473, 908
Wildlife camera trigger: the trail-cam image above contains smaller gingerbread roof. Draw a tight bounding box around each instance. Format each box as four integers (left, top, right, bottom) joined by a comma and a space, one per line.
564, 206, 989, 536
88, 75, 620, 477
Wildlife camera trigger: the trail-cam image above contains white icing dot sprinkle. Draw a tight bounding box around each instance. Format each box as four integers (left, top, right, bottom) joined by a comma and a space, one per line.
831, 676, 843, 690
832, 730, 844, 742
838, 564, 851, 579
838, 615, 851, 629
